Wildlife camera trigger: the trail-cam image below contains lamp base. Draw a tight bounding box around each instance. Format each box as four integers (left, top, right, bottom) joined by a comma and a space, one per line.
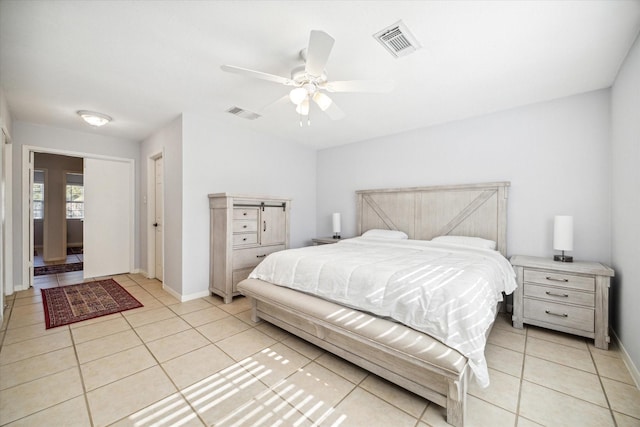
554, 254, 573, 263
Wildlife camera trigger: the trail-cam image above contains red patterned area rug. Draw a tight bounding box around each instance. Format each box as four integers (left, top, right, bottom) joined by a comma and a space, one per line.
41, 279, 143, 329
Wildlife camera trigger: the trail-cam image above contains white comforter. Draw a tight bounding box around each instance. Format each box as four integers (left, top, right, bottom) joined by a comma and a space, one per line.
249, 237, 517, 387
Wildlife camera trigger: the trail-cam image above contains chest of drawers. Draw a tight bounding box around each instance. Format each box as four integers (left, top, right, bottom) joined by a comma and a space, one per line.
511, 255, 614, 349
209, 193, 290, 303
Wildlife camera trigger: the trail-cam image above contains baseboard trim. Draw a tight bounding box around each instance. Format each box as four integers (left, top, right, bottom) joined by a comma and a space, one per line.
161, 283, 182, 301
612, 329, 640, 389
179, 290, 210, 302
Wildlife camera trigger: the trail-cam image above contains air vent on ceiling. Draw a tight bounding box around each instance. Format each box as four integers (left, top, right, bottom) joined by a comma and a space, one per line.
226, 106, 261, 120
373, 20, 421, 58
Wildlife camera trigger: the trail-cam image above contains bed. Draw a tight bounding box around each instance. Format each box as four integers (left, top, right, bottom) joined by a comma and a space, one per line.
237, 182, 514, 426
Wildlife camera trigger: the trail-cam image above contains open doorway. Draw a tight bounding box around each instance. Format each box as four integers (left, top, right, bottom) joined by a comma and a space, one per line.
32, 153, 84, 278
22, 146, 134, 290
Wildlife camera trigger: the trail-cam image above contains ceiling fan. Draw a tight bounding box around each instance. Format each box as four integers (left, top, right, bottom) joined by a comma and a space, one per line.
221, 30, 394, 125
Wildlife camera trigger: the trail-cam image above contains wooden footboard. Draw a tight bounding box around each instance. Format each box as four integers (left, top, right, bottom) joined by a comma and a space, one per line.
241, 285, 470, 427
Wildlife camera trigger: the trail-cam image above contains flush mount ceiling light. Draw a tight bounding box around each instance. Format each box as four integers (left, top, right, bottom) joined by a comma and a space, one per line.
77, 110, 112, 127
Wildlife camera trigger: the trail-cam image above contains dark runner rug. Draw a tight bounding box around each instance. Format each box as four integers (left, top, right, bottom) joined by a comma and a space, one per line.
41, 279, 143, 329
34, 262, 83, 276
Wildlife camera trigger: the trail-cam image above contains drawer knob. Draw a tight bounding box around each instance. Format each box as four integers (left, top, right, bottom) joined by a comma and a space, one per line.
545, 310, 568, 318
243, 212, 247, 216
545, 291, 569, 298
243, 225, 247, 228
546, 276, 568, 283
243, 238, 247, 241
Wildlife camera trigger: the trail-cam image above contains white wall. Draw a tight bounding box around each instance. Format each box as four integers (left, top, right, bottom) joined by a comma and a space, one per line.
317, 90, 612, 263
11, 121, 140, 286
180, 113, 317, 299
611, 33, 640, 381
140, 115, 183, 296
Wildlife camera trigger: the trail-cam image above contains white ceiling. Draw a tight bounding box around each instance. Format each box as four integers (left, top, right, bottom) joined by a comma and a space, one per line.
1, 1, 639, 149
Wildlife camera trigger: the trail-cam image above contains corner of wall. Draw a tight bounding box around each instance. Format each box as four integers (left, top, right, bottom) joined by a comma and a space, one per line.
0, 85, 13, 139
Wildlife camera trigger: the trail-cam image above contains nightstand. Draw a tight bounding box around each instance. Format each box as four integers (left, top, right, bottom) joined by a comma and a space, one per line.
511, 255, 614, 350
312, 237, 342, 245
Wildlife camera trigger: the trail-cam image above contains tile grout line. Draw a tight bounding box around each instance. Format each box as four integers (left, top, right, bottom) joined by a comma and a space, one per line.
114, 277, 211, 427
69, 314, 97, 427
588, 342, 619, 427
514, 323, 528, 426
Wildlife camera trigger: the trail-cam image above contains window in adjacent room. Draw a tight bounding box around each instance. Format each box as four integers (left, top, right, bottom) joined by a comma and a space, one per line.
66, 173, 84, 219
33, 170, 45, 220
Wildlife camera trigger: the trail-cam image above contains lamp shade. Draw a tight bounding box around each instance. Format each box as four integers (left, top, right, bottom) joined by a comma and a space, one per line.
553, 216, 573, 251
332, 213, 341, 234
312, 92, 333, 111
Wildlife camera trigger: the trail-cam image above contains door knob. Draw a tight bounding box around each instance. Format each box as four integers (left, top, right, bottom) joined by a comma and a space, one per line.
153, 223, 159, 227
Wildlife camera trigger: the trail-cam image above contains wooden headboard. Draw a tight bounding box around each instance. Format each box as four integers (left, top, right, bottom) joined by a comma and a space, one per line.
356, 182, 510, 256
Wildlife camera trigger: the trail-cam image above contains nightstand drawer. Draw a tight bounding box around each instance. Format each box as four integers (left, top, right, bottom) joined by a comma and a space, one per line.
524, 297, 594, 332
524, 283, 595, 307
524, 269, 595, 292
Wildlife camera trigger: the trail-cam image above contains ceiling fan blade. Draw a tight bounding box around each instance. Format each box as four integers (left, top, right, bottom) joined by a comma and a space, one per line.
221, 65, 293, 85
305, 30, 335, 77
323, 102, 346, 120
258, 95, 290, 113
322, 80, 395, 93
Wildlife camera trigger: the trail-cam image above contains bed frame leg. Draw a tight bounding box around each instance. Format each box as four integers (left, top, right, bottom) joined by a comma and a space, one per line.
446, 372, 468, 427
249, 298, 259, 323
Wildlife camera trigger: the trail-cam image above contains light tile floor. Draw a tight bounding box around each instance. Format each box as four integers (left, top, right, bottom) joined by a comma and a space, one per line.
1, 273, 639, 427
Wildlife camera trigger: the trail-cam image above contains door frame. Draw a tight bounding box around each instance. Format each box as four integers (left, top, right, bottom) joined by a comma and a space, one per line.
146, 151, 164, 280
1, 128, 11, 319
21, 145, 135, 290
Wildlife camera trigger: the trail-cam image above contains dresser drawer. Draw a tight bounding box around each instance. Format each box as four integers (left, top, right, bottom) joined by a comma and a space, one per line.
233, 208, 259, 220
524, 269, 595, 292
233, 233, 257, 246
232, 267, 254, 291
523, 297, 594, 332
233, 219, 257, 233
233, 245, 285, 270
524, 283, 594, 307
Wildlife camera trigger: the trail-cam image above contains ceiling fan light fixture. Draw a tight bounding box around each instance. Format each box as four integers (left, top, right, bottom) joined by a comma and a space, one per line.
289, 87, 307, 105
296, 97, 310, 115
77, 110, 112, 127
312, 92, 333, 111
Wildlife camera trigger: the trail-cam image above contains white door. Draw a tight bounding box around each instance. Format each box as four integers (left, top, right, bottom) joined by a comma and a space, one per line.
154, 157, 163, 281
83, 158, 133, 278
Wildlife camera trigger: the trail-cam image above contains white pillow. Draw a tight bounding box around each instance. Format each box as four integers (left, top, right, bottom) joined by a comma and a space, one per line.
361, 229, 409, 240
431, 235, 497, 250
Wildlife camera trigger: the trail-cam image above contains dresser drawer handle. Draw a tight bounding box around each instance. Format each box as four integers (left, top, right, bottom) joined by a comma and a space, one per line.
546, 276, 568, 282
243, 225, 248, 229
243, 212, 247, 216
545, 291, 569, 298
545, 310, 568, 318
242, 237, 247, 241
256, 254, 267, 258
